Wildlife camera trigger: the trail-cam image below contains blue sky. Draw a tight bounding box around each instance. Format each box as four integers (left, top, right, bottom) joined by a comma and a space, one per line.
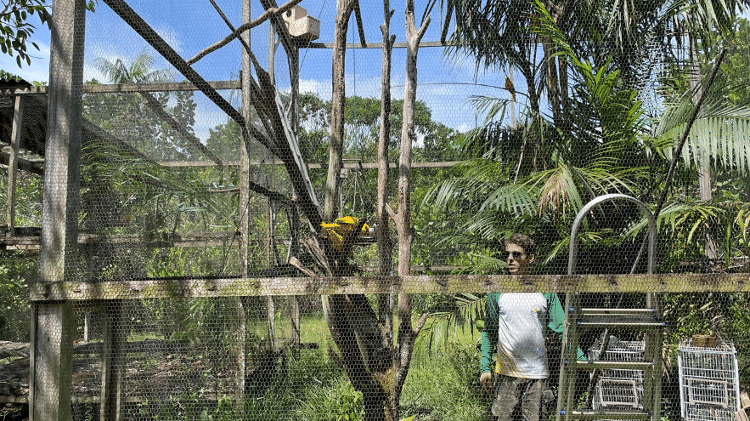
0, 1, 519, 140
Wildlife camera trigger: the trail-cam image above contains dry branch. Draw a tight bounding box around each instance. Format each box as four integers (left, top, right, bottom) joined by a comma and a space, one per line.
186, 0, 303, 65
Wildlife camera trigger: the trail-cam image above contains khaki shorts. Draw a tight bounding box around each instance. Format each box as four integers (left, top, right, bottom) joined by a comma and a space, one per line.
491, 375, 548, 421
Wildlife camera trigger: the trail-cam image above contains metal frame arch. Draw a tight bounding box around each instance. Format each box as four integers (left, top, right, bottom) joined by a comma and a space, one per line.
568, 193, 657, 276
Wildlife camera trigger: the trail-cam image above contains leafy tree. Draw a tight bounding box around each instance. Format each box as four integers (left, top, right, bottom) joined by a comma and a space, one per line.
86, 49, 205, 161
716, 19, 750, 107
428, 4, 658, 273
0, 0, 50, 67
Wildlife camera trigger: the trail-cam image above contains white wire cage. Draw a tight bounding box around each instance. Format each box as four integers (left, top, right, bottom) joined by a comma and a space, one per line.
678, 338, 740, 421
588, 338, 646, 410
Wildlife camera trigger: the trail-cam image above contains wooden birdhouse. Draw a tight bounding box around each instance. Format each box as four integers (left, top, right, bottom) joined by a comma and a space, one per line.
282, 6, 320, 41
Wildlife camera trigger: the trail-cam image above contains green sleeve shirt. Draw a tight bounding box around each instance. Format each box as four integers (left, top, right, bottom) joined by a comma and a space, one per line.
480, 292, 579, 374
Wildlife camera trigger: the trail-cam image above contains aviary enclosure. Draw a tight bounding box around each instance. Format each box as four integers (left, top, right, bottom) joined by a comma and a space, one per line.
3, 0, 750, 420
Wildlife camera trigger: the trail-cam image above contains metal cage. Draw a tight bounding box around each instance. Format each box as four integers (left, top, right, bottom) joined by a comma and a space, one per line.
589, 339, 646, 410
678, 339, 740, 421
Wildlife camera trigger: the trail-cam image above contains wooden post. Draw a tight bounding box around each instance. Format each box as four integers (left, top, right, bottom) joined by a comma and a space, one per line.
31, 0, 86, 419
266, 20, 277, 350
237, 0, 251, 396
29, 301, 75, 421
5, 95, 23, 237
100, 300, 126, 421
288, 38, 301, 355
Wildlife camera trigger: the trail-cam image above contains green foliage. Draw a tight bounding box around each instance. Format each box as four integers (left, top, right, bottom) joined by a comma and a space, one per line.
717, 18, 750, 107
427, 9, 652, 267
0, 169, 42, 228
295, 377, 364, 421
415, 292, 485, 365
0, 250, 35, 341
0, 0, 49, 67
400, 344, 487, 421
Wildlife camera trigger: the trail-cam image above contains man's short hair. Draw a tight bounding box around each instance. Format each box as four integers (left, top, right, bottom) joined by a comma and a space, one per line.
505, 233, 535, 256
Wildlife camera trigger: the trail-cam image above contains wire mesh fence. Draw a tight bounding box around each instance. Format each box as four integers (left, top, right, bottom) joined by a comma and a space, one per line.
3, 0, 750, 420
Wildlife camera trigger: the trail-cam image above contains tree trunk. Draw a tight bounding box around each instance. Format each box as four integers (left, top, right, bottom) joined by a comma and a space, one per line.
322, 2, 392, 421
689, 30, 718, 260
320, 2, 430, 420
377, 0, 396, 340
324, 0, 356, 222
391, 1, 430, 407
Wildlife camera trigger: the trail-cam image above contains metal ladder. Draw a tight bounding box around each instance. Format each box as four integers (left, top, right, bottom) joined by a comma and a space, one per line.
556, 194, 664, 421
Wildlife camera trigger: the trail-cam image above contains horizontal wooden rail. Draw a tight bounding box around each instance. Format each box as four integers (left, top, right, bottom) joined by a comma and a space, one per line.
29, 273, 750, 301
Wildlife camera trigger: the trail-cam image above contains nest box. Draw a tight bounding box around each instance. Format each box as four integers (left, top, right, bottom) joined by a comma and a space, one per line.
282, 6, 320, 41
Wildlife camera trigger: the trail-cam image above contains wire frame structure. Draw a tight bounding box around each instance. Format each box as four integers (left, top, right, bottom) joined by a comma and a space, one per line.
6, 0, 750, 420
678, 339, 740, 421
589, 339, 646, 410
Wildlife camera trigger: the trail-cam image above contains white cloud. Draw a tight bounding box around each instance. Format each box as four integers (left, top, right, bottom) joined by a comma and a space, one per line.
0, 38, 50, 84
153, 23, 183, 56
299, 78, 330, 99
455, 123, 472, 133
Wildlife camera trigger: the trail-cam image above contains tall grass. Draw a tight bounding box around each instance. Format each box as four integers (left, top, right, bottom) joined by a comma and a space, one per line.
240, 312, 486, 421
399, 324, 489, 421
109, 310, 486, 420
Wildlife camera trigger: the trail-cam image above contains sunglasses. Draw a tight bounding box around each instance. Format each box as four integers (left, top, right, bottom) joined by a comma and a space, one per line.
505, 251, 526, 260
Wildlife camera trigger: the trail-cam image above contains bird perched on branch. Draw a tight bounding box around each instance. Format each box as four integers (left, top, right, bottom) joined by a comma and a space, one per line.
505, 75, 516, 102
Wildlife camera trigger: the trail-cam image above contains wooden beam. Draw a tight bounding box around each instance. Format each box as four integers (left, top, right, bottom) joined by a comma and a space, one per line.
306, 40, 457, 49
30, 302, 75, 420
5, 96, 23, 235
155, 160, 464, 169
100, 301, 125, 421
14, 80, 242, 94
0, 153, 44, 175
353, 1, 367, 47
28, 273, 750, 301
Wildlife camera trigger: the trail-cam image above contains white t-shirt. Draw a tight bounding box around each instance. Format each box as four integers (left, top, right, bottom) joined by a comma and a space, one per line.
495, 293, 549, 379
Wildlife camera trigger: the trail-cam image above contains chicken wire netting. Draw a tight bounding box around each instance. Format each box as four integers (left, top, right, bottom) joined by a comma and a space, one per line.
4, 0, 750, 420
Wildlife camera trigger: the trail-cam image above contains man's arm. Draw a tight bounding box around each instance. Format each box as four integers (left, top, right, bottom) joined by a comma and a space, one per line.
544, 292, 586, 361
480, 292, 500, 373
480, 292, 500, 393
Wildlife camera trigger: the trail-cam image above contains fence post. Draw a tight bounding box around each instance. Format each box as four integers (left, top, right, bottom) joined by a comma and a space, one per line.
100, 300, 126, 421
31, 0, 86, 419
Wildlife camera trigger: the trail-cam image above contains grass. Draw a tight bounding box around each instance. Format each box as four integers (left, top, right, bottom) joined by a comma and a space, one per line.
59, 307, 486, 420
221, 311, 487, 421
399, 323, 488, 421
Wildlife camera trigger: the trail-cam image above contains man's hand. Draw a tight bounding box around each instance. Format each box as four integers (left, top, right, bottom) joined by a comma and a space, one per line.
480, 371, 493, 394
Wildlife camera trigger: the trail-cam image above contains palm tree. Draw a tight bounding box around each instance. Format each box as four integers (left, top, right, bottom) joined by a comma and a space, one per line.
428, 5, 657, 268
435, 0, 750, 267
93, 48, 174, 84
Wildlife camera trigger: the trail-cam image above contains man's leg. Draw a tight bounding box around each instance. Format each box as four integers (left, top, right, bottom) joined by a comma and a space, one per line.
519, 379, 547, 421
491, 375, 523, 421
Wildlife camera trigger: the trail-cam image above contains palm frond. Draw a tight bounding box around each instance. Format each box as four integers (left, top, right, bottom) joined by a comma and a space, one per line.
656, 94, 750, 175
419, 292, 486, 355
479, 181, 539, 215
468, 95, 511, 126
535, 165, 583, 216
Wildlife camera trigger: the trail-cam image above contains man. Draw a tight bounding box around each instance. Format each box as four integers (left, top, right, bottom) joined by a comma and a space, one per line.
479, 233, 565, 421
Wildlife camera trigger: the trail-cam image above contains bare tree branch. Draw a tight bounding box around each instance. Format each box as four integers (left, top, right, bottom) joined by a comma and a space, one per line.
354, 2, 367, 47
187, 0, 302, 65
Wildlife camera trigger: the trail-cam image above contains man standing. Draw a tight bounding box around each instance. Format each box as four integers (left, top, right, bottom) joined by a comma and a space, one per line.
479, 233, 565, 421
